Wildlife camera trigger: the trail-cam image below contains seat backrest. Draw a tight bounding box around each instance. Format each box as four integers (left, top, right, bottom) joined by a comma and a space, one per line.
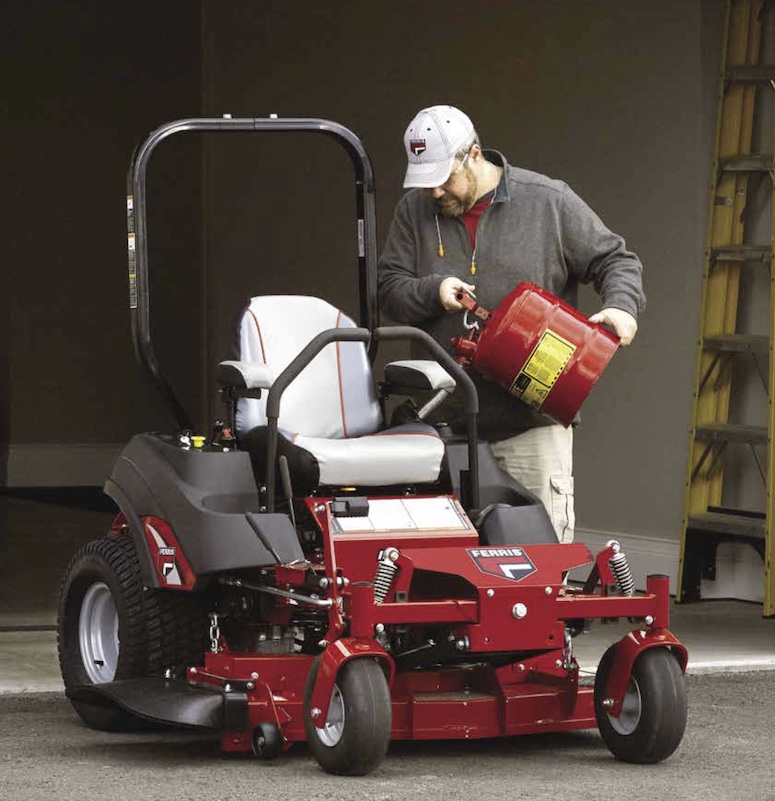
235, 295, 383, 439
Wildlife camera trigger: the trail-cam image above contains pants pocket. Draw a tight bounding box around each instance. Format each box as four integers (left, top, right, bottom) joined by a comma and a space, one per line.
550, 475, 575, 543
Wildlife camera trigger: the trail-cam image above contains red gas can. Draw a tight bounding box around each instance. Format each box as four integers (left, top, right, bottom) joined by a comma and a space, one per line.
452, 283, 619, 427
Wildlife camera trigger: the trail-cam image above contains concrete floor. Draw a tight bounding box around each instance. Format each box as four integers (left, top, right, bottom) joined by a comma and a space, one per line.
1, 489, 774, 694
2, 672, 774, 801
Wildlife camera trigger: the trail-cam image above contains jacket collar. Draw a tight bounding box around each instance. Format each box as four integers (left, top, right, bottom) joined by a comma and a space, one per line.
483, 149, 510, 203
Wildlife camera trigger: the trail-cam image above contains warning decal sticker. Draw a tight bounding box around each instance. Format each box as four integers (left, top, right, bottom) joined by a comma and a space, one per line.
509, 329, 576, 409
127, 195, 138, 309
467, 547, 537, 582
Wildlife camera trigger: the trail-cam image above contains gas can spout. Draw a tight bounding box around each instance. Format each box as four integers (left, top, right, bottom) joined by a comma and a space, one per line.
451, 336, 478, 366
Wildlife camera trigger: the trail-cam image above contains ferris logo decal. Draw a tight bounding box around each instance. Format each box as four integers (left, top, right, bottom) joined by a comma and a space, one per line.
409, 139, 426, 156
467, 547, 537, 582
157, 546, 178, 579
143, 519, 195, 590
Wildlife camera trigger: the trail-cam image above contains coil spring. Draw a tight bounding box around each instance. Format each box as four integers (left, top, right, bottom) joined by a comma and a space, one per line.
374, 549, 400, 604
417, 389, 451, 419
608, 550, 635, 596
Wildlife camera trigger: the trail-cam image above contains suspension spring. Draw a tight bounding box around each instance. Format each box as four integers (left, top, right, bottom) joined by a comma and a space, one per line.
374, 548, 400, 604
417, 389, 451, 419
608, 549, 635, 596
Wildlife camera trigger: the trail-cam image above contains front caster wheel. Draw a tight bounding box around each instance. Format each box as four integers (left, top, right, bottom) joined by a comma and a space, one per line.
303, 656, 391, 776
594, 644, 687, 764
252, 722, 283, 760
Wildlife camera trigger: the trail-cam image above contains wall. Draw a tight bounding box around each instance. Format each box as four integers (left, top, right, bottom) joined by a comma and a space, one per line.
201, 0, 720, 548
2, 2, 203, 485
2, 1, 737, 562
0, 30, 8, 485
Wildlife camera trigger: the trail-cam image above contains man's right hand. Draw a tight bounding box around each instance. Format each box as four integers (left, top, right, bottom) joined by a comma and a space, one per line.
439, 277, 476, 311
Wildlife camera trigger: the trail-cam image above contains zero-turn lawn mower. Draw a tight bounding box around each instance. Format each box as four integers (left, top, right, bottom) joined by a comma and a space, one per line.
57, 117, 687, 776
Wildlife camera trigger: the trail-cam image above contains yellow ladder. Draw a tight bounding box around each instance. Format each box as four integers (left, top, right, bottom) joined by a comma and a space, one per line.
678, 0, 775, 616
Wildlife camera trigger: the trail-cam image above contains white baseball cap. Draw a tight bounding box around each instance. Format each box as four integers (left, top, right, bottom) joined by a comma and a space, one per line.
403, 105, 475, 188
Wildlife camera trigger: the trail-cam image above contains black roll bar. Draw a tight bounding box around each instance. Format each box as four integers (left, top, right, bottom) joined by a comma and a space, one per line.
126, 117, 379, 430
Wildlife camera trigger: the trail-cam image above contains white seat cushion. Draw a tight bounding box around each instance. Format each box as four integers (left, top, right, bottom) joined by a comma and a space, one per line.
290, 423, 445, 486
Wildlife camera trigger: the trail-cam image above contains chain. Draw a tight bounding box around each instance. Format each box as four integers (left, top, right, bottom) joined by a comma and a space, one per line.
209, 611, 221, 653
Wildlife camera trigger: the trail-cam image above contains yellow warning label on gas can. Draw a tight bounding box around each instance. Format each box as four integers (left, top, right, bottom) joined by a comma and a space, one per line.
509, 329, 576, 409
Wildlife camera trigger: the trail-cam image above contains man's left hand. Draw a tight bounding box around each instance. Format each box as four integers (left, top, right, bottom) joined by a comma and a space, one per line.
588, 308, 638, 346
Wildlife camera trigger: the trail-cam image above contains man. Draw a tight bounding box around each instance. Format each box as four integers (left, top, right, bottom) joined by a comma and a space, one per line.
377, 105, 645, 542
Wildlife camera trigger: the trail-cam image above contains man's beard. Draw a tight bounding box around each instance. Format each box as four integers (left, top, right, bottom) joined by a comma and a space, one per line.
437, 195, 468, 217
436, 170, 478, 217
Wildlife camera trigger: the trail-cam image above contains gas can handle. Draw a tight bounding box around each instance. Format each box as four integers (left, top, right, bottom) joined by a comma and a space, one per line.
455, 290, 492, 322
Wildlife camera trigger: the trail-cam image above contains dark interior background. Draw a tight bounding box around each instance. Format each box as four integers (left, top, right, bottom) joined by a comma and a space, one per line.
2, 1, 731, 583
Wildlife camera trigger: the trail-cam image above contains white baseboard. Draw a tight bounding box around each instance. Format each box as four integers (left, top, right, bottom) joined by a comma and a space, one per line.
573, 526, 765, 603
700, 540, 764, 603
572, 527, 680, 595
3, 443, 124, 487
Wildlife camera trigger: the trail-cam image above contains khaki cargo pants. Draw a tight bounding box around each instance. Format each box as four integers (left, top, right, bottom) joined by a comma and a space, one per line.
490, 424, 574, 543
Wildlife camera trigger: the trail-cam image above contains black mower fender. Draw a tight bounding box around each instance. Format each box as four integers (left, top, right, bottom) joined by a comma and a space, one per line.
601, 629, 688, 717
307, 638, 394, 727
104, 476, 162, 589
105, 434, 304, 579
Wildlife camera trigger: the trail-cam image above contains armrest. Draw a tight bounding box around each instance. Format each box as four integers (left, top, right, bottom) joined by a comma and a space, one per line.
216, 361, 273, 390
384, 360, 456, 392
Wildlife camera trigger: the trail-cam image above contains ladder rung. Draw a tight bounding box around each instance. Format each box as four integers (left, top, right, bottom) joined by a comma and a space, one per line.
703, 333, 769, 353
711, 245, 771, 262
719, 154, 774, 172
695, 423, 768, 445
726, 65, 775, 82
687, 511, 765, 539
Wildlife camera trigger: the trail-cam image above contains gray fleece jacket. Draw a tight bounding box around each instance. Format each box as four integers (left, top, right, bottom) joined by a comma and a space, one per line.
377, 150, 646, 441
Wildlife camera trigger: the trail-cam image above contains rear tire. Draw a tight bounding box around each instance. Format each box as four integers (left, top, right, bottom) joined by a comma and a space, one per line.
594, 644, 687, 763
57, 532, 207, 731
303, 656, 391, 776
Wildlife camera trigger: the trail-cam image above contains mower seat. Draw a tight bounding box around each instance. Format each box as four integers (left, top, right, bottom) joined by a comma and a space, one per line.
232, 295, 446, 493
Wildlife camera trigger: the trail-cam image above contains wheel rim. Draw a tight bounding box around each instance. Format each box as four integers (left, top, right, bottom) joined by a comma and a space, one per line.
78, 582, 119, 684
315, 684, 345, 747
608, 675, 642, 735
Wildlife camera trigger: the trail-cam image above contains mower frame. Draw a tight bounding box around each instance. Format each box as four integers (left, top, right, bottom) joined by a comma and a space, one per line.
58, 116, 688, 775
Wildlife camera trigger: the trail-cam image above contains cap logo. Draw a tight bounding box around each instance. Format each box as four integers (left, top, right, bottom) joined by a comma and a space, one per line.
409, 139, 426, 156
